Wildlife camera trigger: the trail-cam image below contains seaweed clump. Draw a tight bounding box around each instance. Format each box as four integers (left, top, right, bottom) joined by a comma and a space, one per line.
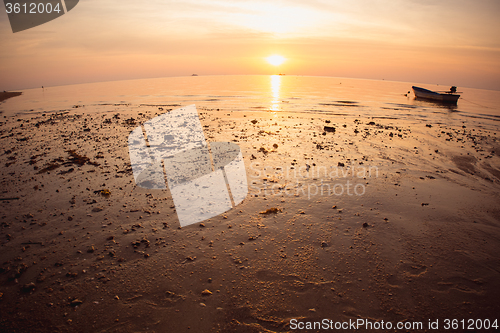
37, 150, 99, 174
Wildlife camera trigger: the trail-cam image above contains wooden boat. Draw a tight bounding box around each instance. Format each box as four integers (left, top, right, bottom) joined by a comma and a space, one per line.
412, 86, 460, 104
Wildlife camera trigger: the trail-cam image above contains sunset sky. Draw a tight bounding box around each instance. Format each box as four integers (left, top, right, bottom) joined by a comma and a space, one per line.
0, 0, 499, 91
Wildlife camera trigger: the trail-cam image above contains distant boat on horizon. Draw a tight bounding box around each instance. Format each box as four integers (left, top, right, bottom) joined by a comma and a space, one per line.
412, 86, 460, 104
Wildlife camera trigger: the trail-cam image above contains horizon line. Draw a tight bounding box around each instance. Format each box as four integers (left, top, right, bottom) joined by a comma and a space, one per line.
5, 74, 500, 93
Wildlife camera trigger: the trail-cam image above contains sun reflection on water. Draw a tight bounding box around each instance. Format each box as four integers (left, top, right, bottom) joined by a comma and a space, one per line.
270, 75, 281, 111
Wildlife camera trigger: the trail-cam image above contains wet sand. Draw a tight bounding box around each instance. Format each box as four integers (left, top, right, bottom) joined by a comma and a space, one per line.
0, 104, 499, 332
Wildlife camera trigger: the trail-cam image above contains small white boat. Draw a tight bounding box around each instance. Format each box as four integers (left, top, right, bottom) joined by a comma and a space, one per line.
412, 86, 460, 104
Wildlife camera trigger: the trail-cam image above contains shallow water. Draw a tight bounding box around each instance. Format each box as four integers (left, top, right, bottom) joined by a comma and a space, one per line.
1, 75, 499, 129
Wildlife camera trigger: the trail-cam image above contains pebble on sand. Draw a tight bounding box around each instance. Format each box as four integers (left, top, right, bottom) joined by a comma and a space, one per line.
201, 289, 212, 296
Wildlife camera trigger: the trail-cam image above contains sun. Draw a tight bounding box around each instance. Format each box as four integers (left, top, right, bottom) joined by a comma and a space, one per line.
266, 55, 286, 66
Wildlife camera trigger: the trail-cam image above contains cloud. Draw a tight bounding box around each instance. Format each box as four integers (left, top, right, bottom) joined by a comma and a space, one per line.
0, 0, 498, 90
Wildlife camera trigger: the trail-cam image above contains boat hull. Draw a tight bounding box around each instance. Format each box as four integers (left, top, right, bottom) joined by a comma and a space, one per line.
412, 86, 460, 104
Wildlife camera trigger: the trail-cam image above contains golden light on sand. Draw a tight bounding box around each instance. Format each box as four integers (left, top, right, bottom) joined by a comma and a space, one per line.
266, 55, 286, 66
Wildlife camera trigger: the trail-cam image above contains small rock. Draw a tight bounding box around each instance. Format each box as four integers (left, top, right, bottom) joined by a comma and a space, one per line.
70, 299, 83, 307
362, 222, 369, 228
21, 282, 35, 293
100, 189, 111, 197
201, 289, 212, 296
259, 207, 281, 214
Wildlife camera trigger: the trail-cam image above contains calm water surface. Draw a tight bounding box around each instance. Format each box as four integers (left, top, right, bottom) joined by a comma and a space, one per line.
2, 75, 499, 129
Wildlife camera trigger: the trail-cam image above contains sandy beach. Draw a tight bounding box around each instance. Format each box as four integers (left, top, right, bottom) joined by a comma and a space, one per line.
1, 0, 499, 328
0, 97, 499, 332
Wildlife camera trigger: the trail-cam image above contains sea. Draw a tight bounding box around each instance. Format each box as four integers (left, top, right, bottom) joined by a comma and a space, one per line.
1, 75, 499, 130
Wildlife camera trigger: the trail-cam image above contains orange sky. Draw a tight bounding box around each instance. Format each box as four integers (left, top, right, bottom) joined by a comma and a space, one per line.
0, 0, 499, 90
